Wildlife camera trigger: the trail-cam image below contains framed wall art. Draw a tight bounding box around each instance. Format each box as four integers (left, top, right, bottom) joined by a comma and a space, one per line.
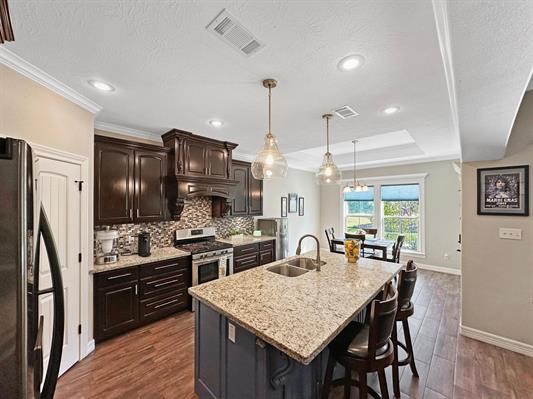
281, 197, 288, 217
288, 193, 298, 213
477, 165, 529, 216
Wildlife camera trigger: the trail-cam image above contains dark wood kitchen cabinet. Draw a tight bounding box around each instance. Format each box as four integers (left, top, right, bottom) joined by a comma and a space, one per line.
233, 240, 275, 274
231, 160, 263, 216
94, 256, 191, 343
94, 135, 169, 225
93, 266, 140, 342
134, 149, 167, 222
163, 129, 237, 179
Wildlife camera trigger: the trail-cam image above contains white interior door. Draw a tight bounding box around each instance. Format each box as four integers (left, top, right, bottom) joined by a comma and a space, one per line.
36, 157, 81, 376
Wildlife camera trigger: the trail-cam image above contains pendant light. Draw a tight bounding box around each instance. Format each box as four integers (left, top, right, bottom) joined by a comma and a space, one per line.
316, 113, 341, 185
343, 140, 368, 192
251, 79, 288, 180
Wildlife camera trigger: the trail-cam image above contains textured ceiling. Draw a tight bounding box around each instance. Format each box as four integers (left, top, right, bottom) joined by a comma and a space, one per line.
5, 0, 463, 169
5, 1, 531, 167
444, 0, 533, 162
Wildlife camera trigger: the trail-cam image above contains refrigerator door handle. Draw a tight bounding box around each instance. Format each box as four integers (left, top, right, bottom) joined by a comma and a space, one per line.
35, 205, 65, 399
33, 315, 44, 399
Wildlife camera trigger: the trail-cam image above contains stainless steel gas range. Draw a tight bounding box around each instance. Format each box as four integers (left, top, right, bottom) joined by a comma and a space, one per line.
174, 227, 233, 287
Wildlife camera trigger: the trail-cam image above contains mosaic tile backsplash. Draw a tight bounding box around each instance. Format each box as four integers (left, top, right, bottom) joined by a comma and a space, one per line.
95, 197, 254, 254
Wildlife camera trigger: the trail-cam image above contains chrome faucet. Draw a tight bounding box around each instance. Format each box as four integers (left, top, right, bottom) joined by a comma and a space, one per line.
295, 234, 321, 271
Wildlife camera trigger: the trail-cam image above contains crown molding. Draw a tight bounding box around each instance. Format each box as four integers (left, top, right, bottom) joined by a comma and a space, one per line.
94, 121, 162, 142
432, 0, 462, 161
0, 47, 102, 114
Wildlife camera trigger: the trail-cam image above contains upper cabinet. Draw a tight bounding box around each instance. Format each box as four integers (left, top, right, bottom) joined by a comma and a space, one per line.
94, 142, 135, 224
94, 136, 169, 225
231, 160, 263, 217
163, 129, 237, 180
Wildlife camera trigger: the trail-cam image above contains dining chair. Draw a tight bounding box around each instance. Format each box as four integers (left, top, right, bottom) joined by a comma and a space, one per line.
369, 235, 405, 263
362, 228, 378, 238
325, 228, 344, 254
322, 282, 398, 399
391, 260, 419, 397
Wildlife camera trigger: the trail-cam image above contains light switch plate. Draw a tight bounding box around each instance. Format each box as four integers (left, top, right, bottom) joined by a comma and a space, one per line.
499, 228, 522, 240
228, 322, 236, 343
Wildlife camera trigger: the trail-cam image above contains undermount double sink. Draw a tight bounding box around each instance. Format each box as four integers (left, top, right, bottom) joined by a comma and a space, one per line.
266, 257, 326, 277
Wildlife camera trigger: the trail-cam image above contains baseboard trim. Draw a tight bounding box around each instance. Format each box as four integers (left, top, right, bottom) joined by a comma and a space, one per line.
416, 262, 461, 276
460, 325, 533, 357
86, 339, 95, 355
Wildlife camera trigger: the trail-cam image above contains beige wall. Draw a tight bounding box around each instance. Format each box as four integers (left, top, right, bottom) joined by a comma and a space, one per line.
461, 91, 533, 346
260, 168, 321, 254
320, 160, 462, 270
0, 63, 96, 347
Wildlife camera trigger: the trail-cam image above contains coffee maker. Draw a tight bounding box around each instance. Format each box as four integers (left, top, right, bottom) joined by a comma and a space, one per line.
138, 231, 151, 257
95, 227, 119, 264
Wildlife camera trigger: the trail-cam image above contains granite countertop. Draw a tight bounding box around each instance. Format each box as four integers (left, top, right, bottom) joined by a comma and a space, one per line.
219, 235, 276, 246
91, 247, 190, 274
188, 251, 402, 365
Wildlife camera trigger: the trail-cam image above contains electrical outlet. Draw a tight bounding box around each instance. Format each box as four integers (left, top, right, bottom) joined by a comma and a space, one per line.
499, 228, 522, 240
228, 322, 236, 343
444, 253, 449, 260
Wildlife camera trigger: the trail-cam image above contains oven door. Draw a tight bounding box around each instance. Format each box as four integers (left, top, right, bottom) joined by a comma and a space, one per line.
193, 258, 220, 286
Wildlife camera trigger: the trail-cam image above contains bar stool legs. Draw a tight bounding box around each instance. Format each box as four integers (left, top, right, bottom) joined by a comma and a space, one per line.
391, 320, 419, 397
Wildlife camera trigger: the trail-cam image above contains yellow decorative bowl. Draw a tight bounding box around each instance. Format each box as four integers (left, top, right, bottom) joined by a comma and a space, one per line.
344, 239, 360, 263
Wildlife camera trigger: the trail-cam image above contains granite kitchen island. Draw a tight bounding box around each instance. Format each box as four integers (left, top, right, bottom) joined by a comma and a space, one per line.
188, 251, 402, 399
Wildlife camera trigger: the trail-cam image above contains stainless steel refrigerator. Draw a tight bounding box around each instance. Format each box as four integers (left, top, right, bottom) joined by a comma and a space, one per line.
0, 137, 65, 399
256, 218, 289, 260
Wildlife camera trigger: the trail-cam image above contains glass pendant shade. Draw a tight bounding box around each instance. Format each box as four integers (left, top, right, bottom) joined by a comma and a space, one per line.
316, 113, 341, 185
251, 78, 288, 180
251, 132, 288, 179
316, 152, 341, 185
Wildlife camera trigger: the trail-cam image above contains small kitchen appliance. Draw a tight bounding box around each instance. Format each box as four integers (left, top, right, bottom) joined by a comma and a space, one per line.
138, 231, 151, 257
174, 227, 233, 288
95, 227, 119, 264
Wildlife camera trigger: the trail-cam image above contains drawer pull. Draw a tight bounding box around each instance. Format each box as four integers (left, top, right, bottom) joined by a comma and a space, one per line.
153, 295, 182, 310
154, 264, 177, 270
240, 259, 257, 266
239, 247, 256, 253
153, 279, 179, 288
107, 273, 131, 280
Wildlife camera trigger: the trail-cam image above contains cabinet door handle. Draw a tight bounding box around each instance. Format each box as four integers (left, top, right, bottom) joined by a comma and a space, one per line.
240, 247, 256, 253
107, 273, 132, 280
153, 279, 180, 288
135, 284, 138, 296
129, 209, 133, 219
154, 264, 177, 271
136, 209, 140, 218
153, 294, 182, 309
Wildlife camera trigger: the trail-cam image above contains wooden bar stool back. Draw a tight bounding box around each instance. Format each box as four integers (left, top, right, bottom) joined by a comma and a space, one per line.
322, 283, 398, 399
391, 260, 419, 397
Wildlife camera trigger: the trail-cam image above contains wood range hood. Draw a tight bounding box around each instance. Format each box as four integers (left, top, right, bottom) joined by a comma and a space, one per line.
162, 129, 239, 220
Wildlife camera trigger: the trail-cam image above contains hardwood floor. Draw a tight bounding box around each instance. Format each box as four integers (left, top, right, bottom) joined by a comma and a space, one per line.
56, 270, 533, 399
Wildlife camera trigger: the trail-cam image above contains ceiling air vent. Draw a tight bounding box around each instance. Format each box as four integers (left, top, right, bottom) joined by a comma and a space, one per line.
334, 105, 359, 119
207, 9, 264, 57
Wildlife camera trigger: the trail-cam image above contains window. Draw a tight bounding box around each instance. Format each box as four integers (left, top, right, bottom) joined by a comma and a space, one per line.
341, 175, 425, 254
381, 184, 420, 251
343, 187, 374, 233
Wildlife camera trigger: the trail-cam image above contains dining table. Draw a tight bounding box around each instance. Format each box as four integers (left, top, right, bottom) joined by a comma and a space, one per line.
331, 236, 394, 260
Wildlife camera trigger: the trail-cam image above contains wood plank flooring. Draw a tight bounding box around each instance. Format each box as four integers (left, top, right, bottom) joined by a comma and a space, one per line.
56, 270, 533, 399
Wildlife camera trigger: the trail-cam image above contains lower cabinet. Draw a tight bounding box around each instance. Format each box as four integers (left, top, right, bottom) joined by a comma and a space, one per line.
94, 257, 191, 342
233, 240, 276, 274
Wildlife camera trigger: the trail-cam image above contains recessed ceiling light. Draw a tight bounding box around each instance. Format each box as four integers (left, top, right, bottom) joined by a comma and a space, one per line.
383, 106, 400, 115
337, 54, 365, 71
88, 80, 115, 92
209, 119, 224, 128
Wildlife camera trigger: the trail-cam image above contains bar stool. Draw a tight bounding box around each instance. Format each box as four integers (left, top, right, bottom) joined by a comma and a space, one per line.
322, 283, 398, 399
391, 260, 419, 397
